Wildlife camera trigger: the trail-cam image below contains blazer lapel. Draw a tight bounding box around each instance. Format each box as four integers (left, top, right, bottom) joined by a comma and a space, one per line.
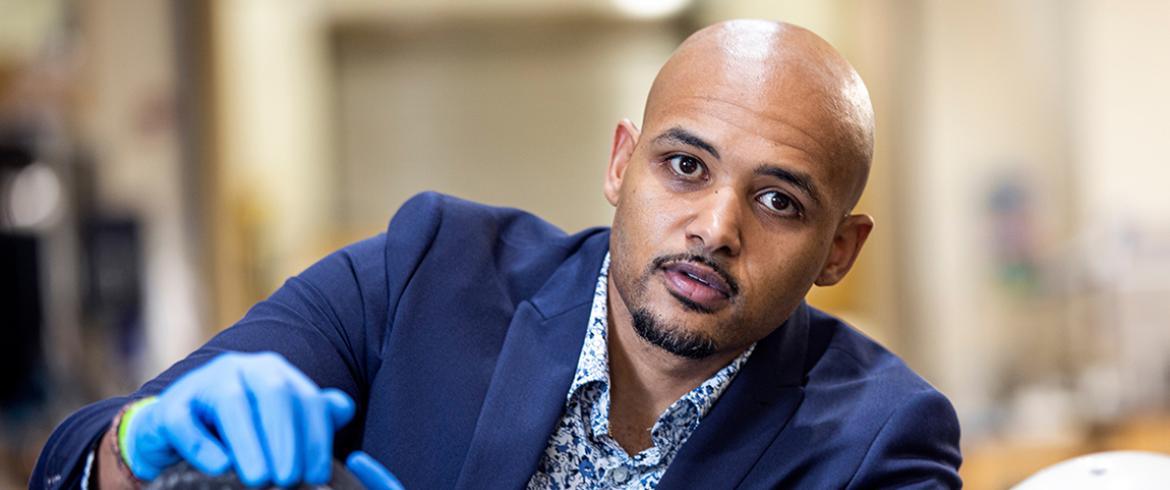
454, 233, 609, 490
656, 302, 812, 490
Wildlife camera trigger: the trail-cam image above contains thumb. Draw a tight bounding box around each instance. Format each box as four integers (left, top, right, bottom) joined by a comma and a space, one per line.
346, 451, 404, 490
125, 398, 230, 481
321, 388, 356, 428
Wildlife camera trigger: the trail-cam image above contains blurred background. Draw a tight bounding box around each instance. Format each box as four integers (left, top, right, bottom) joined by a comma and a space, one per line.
1, 0, 1168, 488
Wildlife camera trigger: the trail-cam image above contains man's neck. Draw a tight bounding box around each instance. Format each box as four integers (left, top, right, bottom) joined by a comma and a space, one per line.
604, 281, 745, 454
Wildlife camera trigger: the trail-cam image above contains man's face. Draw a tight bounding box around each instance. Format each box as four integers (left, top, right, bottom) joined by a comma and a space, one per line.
604, 54, 869, 359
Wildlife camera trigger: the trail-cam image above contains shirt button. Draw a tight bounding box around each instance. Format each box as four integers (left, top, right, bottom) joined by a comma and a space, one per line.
611, 466, 631, 484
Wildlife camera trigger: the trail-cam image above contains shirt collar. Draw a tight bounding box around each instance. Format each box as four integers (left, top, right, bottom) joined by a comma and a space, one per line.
566, 253, 612, 400
652, 343, 755, 448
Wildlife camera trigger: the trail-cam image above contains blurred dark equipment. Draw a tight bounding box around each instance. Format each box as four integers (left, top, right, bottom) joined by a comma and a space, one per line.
143, 461, 363, 490
0, 232, 42, 409
0, 120, 144, 409
81, 215, 144, 361
0, 134, 46, 412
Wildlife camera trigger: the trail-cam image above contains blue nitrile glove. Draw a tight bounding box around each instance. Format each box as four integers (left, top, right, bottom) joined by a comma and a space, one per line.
118, 351, 356, 487
346, 451, 405, 490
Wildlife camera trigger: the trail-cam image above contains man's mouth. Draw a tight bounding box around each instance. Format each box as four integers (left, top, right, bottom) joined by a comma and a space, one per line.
659, 260, 735, 313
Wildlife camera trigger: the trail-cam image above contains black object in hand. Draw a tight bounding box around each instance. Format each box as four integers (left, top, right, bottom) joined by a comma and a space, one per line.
143, 460, 364, 490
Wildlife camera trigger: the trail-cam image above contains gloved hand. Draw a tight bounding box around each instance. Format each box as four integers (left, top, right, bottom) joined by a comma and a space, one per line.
347, 451, 405, 490
119, 351, 356, 487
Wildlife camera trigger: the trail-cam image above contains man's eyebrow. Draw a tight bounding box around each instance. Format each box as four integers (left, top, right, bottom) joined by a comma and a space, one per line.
651, 127, 721, 160
754, 164, 822, 206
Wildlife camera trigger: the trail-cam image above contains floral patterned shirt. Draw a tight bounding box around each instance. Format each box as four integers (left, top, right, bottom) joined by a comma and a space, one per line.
525, 253, 756, 490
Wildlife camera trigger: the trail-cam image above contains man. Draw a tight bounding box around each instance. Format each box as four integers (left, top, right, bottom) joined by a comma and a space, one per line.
34, 19, 961, 489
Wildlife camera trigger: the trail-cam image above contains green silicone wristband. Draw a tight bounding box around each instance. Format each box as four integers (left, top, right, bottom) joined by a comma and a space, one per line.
117, 396, 159, 467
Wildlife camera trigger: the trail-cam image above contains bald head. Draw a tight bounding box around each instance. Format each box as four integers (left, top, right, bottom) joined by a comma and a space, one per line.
644, 20, 875, 211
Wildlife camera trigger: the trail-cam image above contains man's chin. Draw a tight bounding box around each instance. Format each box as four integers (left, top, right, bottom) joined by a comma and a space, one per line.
630, 307, 719, 360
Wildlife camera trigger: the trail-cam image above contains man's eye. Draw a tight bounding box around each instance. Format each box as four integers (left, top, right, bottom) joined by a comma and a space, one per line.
757, 191, 800, 215
667, 155, 705, 179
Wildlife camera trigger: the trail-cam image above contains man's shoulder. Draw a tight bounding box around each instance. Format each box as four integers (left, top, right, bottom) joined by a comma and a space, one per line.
808, 307, 937, 388
802, 306, 955, 419
380, 191, 611, 307
748, 306, 962, 487
390, 191, 608, 249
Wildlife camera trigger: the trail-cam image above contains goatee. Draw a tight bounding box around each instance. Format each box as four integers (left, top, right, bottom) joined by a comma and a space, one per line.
631, 308, 718, 359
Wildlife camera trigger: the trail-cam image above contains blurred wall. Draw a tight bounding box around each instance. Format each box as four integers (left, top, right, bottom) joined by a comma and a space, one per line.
77, 0, 204, 380
205, 0, 336, 330
909, 0, 1079, 435
331, 21, 671, 236
910, 0, 1170, 438
1073, 0, 1170, 227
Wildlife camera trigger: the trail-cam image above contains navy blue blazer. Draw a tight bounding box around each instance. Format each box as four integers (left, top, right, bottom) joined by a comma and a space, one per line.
34, 192, 962, 489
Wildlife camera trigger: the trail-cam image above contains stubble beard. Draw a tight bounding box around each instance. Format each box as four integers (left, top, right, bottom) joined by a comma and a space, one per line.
612, 253, 722, 360
629, 307, 718, 360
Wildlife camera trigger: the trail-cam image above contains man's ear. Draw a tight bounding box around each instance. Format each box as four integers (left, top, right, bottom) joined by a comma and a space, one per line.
604, 119, 640, 207
815, 214, 874, 286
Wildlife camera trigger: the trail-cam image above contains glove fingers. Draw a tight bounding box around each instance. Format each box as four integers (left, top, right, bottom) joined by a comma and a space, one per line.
321, 388, 356, 428
284, 381, 334, 485
153, 402, 231, 478
207, 386, 270, 486
127, 429, 179, 480
346, 451, 405, 490
283, 367, 355, 485
272, 363, 353, 433
242, 370, 302, 487
279, 366, 354, 431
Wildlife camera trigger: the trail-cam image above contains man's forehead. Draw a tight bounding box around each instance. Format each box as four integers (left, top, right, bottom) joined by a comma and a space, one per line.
646, 92, 831, 158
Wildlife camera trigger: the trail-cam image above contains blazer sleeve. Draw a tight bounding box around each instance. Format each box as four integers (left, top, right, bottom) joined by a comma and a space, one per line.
845, 389, 964, 490
31, 192, 446, 490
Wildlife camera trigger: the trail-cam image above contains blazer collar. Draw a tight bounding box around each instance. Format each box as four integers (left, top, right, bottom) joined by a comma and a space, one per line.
655, 301, 812, 489
454, 231, 610, 490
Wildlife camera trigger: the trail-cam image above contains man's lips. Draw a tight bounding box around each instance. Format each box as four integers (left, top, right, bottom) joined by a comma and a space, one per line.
664, 262, 732, 296
660, 261, 734, 311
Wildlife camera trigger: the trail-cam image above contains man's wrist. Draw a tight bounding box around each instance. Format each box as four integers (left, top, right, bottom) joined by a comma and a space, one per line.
100, 397, 157, 489
116, 397, 158, 472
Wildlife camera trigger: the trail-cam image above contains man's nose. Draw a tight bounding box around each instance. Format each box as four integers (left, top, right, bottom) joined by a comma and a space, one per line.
684, 189, 742, 257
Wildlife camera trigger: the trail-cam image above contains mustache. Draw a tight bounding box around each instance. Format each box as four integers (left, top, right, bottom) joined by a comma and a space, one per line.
650, 253, 741, 297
